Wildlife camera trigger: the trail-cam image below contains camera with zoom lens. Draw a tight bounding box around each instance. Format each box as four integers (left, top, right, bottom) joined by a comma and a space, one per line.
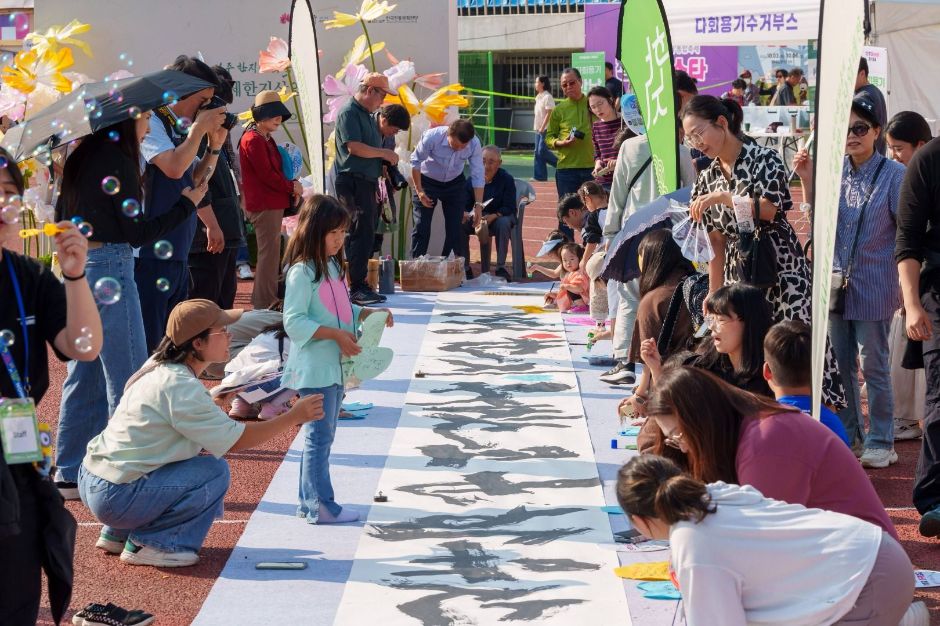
383, 160, 409, 190
203, 96, 238, 131
569, 126, 585, 140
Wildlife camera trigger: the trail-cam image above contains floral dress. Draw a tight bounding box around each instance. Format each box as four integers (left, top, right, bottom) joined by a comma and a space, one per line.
692, 141, 847, 409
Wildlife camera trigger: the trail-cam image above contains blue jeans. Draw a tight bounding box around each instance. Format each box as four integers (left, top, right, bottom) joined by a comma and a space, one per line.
411, 173, 468, 259
236, 243, 249, 265
297, 384, 345, 522
533, 132, 557, 181
55, 244, 148, 482
554, 168, 594, 239
78, 456, 230, 553
829, 315, 895, 449
135, 258, 190, 354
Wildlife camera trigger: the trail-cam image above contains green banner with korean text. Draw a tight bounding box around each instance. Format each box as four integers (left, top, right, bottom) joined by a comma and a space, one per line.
809, 0, 865, 420
571, 51, 606, 91
616, 0, 678, 195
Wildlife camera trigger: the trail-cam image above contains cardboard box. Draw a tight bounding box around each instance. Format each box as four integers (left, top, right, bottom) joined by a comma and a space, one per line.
399, 257, 464, 292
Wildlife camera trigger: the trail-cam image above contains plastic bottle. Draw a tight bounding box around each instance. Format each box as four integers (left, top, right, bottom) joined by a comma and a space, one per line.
379, 256, 395, 294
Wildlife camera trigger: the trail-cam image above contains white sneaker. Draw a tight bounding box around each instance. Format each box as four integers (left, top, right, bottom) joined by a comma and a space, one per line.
895, 421, 924, 440
898, 601, 929, 626
859, 448, 899, 469
236, 263, 254, 279
317, 504, 360, 524
95, 531, 125, 555
120, 542, 199, 567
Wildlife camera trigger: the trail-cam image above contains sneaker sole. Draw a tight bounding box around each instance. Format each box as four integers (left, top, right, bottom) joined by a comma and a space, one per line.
895, 430, 924, 441
599, 374, 636, 384
95, 538, 124, 555
920, 515, 940, 538
120, 550, 199, 567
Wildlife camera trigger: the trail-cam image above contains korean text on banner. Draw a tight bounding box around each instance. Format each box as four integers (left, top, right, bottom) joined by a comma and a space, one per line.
289, 0, 325, 192
810, 0, 865, 420
617, 0, 678, 195
572, 51, 606, 91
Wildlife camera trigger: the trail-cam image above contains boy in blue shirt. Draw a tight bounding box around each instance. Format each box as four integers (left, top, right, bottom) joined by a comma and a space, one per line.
763, 321, 851, 446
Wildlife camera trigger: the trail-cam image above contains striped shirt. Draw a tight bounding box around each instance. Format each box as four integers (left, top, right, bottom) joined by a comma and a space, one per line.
592, 118, 622, 187
834, 153, 906, 320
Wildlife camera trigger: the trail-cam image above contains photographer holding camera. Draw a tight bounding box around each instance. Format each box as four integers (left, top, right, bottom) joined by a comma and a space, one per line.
135, 55, 228, 353
188, 68, 244, 311
374, 104, 411, 253
546, 68, 596, 238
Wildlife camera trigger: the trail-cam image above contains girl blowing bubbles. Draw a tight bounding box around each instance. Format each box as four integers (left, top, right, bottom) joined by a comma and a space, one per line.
281, 195, 393, 524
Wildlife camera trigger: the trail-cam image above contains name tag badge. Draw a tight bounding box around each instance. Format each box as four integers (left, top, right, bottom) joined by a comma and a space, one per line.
0, 397, 42, 464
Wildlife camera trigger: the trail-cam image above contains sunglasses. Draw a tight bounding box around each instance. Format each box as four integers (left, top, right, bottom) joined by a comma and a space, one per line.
847, 123, 872, 138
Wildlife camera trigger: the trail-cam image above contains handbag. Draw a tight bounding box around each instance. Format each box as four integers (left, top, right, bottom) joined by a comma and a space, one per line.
735, 191, 778, 289
830, 158, 886, 314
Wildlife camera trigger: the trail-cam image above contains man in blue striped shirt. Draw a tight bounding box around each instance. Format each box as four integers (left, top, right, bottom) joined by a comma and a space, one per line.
829, 93, 906, 468
410, 119, 485, 259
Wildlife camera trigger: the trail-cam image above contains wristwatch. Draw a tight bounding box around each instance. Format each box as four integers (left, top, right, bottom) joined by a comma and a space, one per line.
473, 202, 484, 209
209, 147, 222, 156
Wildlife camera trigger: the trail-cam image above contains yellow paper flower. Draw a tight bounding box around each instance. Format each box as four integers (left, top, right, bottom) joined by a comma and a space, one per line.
325, 130, 337, 170
24, 20, 92, 57
324, 0, 396, 28
2, 47, 74, 95
385, 83, 468, 125
236, 85, 300, 125
336, 35, 386, 79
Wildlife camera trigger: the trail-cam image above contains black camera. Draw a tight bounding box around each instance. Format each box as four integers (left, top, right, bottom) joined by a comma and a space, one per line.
204, 95, 237, 131
569, 126, 585, 140
383, 161, 408, 190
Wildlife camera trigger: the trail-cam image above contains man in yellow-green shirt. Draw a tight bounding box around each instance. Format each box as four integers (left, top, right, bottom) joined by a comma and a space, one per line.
546, 67, 596, 237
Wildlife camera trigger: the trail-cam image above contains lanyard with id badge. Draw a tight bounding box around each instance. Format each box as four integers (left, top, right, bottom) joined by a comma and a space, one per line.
0, 253, 46, 468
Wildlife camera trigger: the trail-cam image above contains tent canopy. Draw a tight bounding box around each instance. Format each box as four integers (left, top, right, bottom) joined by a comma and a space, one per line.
871, 0, 940, 130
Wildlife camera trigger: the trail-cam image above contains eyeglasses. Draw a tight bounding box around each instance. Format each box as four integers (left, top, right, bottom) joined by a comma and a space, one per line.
704, 314, 740, 328
684, 125, 710, 149
207, 327, 230, 337
847, 123, 872, 138
663, 429, 685, 450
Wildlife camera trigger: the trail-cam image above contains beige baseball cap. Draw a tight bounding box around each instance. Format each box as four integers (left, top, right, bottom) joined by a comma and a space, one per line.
361, 72, 396, 95
166, 299, 242, 346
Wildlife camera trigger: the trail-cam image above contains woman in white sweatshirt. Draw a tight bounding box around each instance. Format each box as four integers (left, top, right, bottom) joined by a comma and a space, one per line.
616, 455, 923, 626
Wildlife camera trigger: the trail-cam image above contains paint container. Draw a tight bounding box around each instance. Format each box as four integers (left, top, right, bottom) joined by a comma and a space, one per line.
379, 256, 396, 294
611, 438, 638, 450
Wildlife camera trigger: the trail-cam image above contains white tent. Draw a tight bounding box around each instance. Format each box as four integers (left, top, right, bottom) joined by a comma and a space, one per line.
871, 0, 940, 131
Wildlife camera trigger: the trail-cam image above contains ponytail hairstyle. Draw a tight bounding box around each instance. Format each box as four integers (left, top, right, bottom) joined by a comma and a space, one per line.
680, 94, 743, 138
577, 180, 609, 208
885, 111, 932, 146
616, 455, 716, 525
152, 328, 212, 365
282, 194, 352, 281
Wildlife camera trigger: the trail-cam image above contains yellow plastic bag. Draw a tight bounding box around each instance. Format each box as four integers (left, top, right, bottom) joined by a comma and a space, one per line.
614, 561, 670, 581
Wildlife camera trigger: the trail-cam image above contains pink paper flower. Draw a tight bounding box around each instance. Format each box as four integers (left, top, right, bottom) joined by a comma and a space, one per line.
385, 50, 445, 91
259, 37, 290, 73
280, 12, 291, 24
321, 63, 368, 123
0, 87, 26, 121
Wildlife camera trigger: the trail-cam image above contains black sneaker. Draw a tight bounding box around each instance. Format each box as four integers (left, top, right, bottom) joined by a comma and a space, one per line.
465, 267, 475, 280
350, 286, 384, 305
919, 506, 940, 538
599, 362, 636, 385
55, 480, 80, 500
72, 603, 155, 626
495, 267, 512, 282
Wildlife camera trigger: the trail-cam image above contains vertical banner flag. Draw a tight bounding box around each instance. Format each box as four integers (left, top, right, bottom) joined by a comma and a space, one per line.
289, 0, 324, 192
810, 0, 865, 419
617, 0, 678, 195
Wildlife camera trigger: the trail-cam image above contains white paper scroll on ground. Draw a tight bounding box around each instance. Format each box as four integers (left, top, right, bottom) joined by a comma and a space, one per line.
333, 293, 630, 625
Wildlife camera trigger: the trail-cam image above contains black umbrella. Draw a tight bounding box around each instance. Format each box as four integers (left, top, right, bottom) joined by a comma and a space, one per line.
0, 69, 215, 162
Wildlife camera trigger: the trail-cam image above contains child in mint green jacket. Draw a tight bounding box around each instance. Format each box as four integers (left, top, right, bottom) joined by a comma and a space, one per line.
281, 195, 393, 524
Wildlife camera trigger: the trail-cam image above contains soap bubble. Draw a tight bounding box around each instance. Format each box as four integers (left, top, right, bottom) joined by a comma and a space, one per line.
85, 98, 98, 113
0, 329, 14, 347
162, 90, 178, 105
175, 117, 192, 134
127, 106, 142, 120
0, 155, 8, 169
93, 277, 122, 305
0, 204, 18, 224
121, 198, 141, 218
70, 215, 83, 226
153, 240, 173, 260
155, 277, 171, 292
101, 176, 120, 195
108, 87, 124, 104
108, 130, 120, 142
77, 222, 94, 238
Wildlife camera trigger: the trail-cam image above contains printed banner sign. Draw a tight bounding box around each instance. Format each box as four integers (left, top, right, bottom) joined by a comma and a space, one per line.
810, 0, 865, 418
289, 0, 325, 192
572, 51, 607, 91
617, 0, 678, 195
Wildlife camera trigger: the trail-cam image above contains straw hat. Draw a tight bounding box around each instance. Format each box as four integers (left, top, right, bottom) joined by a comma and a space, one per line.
251, 90, 292, 122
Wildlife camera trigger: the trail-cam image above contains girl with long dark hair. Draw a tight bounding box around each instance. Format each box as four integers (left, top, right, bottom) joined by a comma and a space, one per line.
53, 114, 206, 497
281, 194, 392, 524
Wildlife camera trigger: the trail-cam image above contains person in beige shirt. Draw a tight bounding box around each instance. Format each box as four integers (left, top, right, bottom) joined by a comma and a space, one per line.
532, 75, 557, 181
